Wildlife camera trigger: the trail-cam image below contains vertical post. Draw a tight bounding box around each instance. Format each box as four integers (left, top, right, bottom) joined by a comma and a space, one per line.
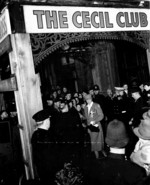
8, 33, 43, 179
147, 49, 150, 75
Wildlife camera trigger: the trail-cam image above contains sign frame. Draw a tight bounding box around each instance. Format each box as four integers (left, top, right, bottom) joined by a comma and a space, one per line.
23, 5, 150, 33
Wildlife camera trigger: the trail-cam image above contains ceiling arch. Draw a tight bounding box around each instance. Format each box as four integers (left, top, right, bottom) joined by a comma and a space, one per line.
30, 31, 150, 68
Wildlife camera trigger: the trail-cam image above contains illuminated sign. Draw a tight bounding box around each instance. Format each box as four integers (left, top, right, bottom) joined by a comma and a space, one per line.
23, 5, 150, 33
0, 8, 11, 43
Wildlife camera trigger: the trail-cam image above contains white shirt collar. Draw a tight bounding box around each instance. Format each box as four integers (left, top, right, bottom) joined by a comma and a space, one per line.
110, 147, 125, 154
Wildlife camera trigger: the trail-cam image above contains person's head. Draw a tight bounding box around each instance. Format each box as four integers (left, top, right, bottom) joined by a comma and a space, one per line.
106, 88, 113, 97
73, 92, 78, 98
60, 99, 68, 111
130, 87, 141, 100
81, 101, 86, 109
76, 104, 81, 112
0, 110, 9, 120
32, 110, 51, 130
71, 98, 77, 107
133, 118, 150, 140
54, 98, 60, 109
93, 84, 100, 95
114, 87, 124, 96
89, 88, 94, 96
78, 93, 83, 99
105, 119, 129, 148
82, 89, 88, 99
62, 86, 68, 94
75, 97, 79, 104
85, 94, 93, 105
119, 90, 124, 96
46, 95, 54, 106
123, 84, 128, 91
10, 111, 17, 118
144, 82, 150, 91
52, 90, 57, 99
139, 84, 144, 92
66, 93, 72, 101
57, 88, 61, 95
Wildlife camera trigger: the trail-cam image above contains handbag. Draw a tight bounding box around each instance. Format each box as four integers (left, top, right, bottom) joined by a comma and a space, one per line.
88, 124, 99, 132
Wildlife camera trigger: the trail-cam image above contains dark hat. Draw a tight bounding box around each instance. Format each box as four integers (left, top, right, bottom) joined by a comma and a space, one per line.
133, 119, 150, 140
130, 87, 140, 93
32, 109, 51, 122
105, 119, 129, 148
54, 98, 61, 103
46, 95, 54, 101
93, 84, 100, 90
60, 98, 67, 104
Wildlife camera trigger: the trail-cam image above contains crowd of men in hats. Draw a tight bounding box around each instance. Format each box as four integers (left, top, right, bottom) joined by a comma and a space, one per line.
30, 83, 150, 185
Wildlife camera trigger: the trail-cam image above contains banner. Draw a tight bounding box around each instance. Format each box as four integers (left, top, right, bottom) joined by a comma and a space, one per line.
23, 5, 150, 33
0, 8, 11, 43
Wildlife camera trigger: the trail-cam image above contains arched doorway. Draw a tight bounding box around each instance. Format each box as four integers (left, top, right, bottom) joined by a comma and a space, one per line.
30, 31, 150, 96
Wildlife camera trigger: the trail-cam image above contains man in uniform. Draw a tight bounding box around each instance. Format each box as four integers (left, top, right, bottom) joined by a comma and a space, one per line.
31, 109, 57, 185
88, 119, 146, 185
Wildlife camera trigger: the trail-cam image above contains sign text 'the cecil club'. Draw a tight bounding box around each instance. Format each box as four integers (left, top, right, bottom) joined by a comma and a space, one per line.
23, 6, 150, 33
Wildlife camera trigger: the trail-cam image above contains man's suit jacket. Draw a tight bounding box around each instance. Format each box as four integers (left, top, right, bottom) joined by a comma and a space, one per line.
132, 97, 144, 127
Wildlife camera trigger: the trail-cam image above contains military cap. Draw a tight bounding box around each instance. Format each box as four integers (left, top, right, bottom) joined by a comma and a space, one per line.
93, 84, 100, 90
32, 109, 51, 122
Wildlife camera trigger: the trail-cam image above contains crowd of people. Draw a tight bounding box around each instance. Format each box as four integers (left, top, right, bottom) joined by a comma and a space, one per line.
0, 82, 150, 185
30, 82, 150, 185
1, 81, 150, 184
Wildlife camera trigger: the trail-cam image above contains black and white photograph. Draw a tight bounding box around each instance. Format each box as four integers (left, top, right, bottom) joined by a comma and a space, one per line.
0, 0, 150, 184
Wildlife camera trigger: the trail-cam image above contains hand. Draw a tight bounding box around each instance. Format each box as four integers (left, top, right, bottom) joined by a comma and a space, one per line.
90, 121, 95, 125
129, 118, 133, 125
129, 121, 132, 125
90, 121, 99, 127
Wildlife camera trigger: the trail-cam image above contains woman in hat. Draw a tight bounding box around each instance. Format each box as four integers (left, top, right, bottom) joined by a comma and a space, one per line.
84, 93, 104, 159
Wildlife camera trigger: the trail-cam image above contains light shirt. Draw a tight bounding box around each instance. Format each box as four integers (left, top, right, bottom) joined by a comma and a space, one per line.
87, 101, 93, 114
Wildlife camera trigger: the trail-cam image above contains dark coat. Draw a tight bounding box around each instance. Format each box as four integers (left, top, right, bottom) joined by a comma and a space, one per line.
88, 153, 146, 185
55, 109, 84, 165
132, 97, 144, 127
31, 128, 57, 184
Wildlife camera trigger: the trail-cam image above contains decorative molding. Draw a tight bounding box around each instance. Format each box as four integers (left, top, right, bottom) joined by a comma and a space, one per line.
30, 31, 150, 67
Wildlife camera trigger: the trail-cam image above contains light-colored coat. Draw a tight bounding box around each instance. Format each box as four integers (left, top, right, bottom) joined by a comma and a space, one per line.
84, 102, 104, 125
84, 102, 104, 151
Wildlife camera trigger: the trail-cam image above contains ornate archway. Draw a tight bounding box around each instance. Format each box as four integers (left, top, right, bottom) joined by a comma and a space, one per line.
30, 31, 150, 68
